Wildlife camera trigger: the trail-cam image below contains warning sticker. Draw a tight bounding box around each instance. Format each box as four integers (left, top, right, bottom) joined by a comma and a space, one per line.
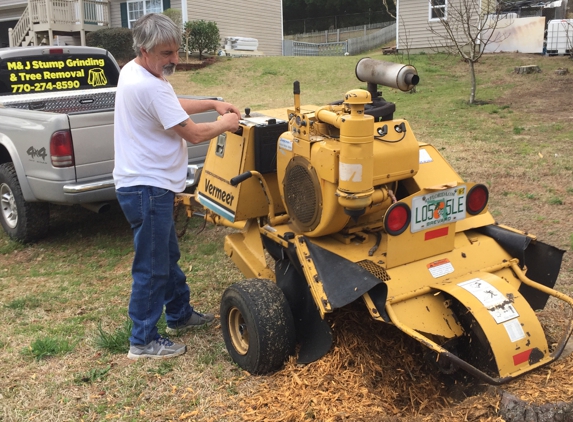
427, 258, 454, 278
278, 137, 292, 151
458, 278, 505, 307
419, 148, 433, 164
488, 303, 519, 324
504, 318, 526, 342
458, 278, 520, 324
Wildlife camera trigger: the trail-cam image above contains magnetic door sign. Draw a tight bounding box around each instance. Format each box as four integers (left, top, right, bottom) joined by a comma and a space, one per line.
0, 55, 119, 95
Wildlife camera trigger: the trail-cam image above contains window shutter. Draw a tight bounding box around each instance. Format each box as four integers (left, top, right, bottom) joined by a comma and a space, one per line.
163, 0, 171, 10
120, 2, 128, 28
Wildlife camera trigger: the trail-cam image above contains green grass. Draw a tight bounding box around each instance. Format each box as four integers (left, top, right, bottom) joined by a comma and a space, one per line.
4, 295, 42, 310
24, 336, 75, 360
74, 365, 111, 384
95, 318, 132, 354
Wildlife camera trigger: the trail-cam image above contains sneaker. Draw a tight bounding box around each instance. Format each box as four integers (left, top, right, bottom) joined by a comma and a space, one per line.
127, 336, 186, 360
166, 311, 215, 335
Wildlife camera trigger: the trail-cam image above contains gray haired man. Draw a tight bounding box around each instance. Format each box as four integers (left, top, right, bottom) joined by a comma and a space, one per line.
113, 13, 240, 359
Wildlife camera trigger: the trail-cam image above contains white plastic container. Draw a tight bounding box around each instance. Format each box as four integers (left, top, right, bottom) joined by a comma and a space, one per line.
546, 19, 573, 55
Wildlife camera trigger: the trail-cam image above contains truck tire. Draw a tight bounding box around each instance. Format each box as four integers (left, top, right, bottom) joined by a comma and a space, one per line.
220, 279, 296, 374
0, 163, 49, 243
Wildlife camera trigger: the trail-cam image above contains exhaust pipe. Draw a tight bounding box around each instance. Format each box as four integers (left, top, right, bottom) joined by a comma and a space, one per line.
355, 58, 419, 92
81, 202, 111, 214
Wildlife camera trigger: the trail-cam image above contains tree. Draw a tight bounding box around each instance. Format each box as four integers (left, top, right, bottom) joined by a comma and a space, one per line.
184, 20, 220, 60
162, 8, 183, 30
381, 0, 514, 104
427, 0, 513, 104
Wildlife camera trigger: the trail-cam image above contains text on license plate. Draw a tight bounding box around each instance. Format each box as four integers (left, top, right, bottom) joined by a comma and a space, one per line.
411, 185, 467, 233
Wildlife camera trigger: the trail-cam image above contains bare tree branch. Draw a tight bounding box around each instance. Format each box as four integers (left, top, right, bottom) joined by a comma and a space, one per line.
427, 0, 514, 103
382, 0, 397, 19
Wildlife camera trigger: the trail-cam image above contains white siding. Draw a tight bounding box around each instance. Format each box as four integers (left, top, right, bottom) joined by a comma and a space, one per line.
110, 0, 182, 28
109, 0, 282, 56
0, 0, 27, 22
186, 0, 283, 56
0, 0, 27, 9
0, 6, 25, 21
110, 0, 121, 27
398, 0, 469, 52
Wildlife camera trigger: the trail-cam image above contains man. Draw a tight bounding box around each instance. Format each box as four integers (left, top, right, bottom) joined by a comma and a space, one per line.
113, 13, 240, 359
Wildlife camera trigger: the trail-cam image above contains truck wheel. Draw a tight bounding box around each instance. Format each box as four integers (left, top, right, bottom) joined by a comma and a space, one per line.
220, 279, 296, 374
0, 163, 49, 243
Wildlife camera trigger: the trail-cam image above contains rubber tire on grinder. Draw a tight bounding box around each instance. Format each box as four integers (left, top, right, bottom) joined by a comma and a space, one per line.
0, 162, 49, 243
220, 279, 296, 374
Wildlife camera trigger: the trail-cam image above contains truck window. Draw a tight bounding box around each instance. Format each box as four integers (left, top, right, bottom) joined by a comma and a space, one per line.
0, 52, 120, 95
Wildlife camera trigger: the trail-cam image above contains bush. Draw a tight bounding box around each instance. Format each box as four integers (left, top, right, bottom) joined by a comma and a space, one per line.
184, 20, 220, 60
86, 28, 135, 64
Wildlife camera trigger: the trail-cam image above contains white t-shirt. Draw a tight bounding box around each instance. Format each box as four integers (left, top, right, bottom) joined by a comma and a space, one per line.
113, 60, 190, 192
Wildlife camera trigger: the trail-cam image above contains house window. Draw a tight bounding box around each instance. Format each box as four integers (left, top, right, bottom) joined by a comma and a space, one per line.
429, 0, 447, 20
127, 0, 163, 28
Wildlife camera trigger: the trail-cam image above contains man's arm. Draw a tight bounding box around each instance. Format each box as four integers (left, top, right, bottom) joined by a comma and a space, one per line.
170, 112, 239, 144
178, 98, 241, 118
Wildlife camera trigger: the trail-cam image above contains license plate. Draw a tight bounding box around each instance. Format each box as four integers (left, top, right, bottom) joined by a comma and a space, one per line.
411, 185, 467, 233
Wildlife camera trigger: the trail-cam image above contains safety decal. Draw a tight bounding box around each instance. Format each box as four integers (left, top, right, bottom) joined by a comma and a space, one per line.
419, 148, 433, 164
504, 318, 526, 343
427, 258, 454, 278
279, 137, 293, 152
339, 162, 363, 182
458, 278, 520, 324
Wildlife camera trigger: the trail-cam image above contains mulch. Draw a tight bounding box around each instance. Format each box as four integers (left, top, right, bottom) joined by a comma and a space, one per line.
213, 299, 573, 421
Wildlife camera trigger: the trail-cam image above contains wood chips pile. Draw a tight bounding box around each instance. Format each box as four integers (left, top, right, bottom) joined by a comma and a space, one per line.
216, 300, 573, 422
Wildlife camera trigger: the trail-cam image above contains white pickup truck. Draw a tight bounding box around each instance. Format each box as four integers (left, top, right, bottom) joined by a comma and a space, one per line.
0, 45, 217, 243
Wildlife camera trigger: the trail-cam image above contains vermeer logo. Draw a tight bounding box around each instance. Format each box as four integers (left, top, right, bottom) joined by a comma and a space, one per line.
204, 178, 235, 206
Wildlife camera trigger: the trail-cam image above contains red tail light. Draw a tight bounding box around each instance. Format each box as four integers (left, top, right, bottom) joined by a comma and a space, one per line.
50, 130, 74, 167
466, 184, 489, 215
384, 202, 411, 235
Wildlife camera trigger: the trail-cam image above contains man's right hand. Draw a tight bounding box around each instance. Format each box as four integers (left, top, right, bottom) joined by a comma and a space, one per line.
220, 112, 240, 133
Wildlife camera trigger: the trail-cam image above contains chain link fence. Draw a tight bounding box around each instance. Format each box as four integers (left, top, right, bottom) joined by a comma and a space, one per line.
284, 11, 392, 35
283, 23, 396, 57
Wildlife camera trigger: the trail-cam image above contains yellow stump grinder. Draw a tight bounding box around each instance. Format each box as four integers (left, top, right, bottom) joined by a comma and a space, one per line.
177, 58, 573, 384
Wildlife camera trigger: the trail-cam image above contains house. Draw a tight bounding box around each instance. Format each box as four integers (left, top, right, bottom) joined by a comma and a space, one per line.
0, 0, 284, 56
396, 0, 571, 53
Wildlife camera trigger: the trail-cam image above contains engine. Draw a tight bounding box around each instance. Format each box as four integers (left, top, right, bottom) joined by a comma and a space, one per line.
277, 58, 421, 237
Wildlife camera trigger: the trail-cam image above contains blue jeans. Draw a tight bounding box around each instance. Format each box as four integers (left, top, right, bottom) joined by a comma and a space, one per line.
116, 185, 193, 345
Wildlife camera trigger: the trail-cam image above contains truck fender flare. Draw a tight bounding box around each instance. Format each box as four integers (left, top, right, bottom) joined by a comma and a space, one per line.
0, 133, 37, 201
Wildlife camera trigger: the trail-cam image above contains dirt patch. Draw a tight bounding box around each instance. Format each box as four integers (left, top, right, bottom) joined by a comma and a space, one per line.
496, 70, 573, 124
175, 57, 217, 71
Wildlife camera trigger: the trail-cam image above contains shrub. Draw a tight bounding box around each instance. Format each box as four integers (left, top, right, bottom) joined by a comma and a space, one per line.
184, 20, 220, 60
86, 27, 135, 64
